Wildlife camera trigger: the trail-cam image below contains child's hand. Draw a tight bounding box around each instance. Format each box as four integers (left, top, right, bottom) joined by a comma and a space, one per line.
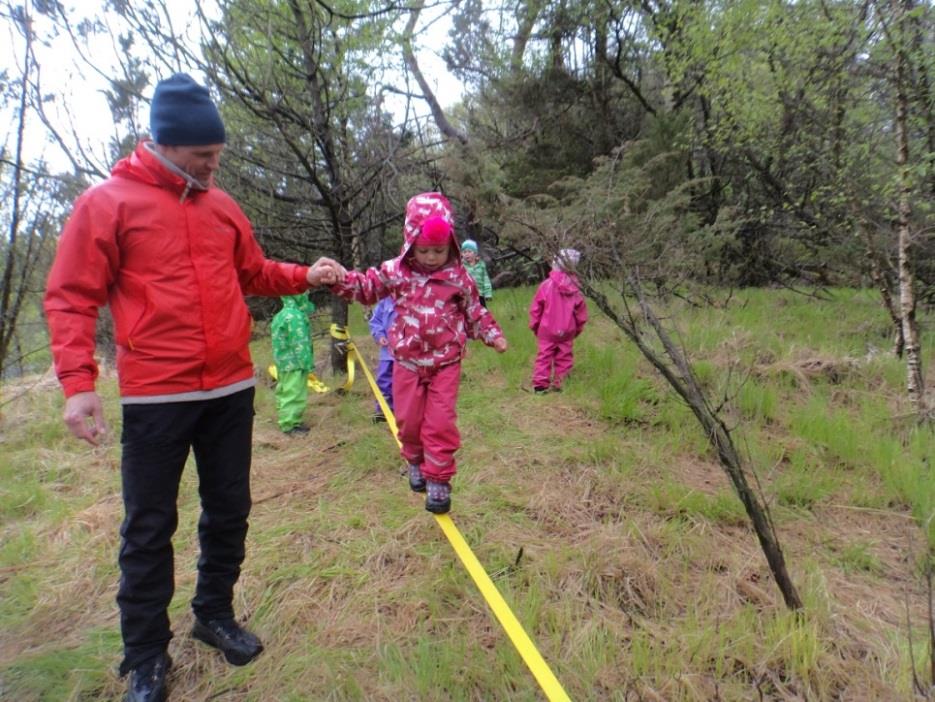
307, 257, 346, 286
379, 336, 388, 347
493, 337, 508, 353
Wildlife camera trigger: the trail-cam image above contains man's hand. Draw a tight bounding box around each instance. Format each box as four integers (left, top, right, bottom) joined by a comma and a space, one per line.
493, 337, 508, 353
307, 257, 347, 286
63, 391, 107, 446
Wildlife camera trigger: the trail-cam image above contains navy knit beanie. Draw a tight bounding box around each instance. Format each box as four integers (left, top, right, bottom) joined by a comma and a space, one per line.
150, 73, 226, 146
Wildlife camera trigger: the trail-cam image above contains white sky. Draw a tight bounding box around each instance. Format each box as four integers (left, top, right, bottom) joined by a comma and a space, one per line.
2, 0, 463, 172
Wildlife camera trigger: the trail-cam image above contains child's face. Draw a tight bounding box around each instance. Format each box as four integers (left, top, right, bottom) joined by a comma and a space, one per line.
412, 244, 450, 271
462, 249, 478, 264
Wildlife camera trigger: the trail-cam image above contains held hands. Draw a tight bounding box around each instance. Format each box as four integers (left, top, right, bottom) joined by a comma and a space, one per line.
63, 391, 107, 446
493, 337, 508, 353
378, 336, 389, 347
307, 257, 347, 287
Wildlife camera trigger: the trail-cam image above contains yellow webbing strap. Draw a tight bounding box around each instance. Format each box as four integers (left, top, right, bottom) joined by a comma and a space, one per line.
329, 324, 571, 702
332, 326, 356, 393
330, 324, 400, 439
267, 365, 330, 393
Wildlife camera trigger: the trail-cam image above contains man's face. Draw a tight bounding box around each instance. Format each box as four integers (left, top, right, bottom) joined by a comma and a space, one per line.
412, 244, 450, 271
159, 144, 225, 185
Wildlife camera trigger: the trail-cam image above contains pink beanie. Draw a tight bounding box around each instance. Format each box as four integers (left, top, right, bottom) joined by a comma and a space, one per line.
415, 215, 452, 246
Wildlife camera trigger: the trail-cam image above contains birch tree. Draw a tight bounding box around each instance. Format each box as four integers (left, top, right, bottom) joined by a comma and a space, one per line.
883, 0, 929, 417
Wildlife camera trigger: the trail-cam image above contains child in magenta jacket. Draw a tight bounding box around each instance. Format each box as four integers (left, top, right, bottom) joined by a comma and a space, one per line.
529, 248, 588, 393
331, 192, 508, 513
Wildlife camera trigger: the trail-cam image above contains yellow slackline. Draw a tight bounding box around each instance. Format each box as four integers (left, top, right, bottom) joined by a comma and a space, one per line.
267, 365, 331, 393
329, 325, 399, 439
330, 324, 571, 702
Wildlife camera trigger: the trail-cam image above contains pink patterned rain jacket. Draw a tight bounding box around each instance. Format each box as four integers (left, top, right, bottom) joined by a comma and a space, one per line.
331, 193, 504, 370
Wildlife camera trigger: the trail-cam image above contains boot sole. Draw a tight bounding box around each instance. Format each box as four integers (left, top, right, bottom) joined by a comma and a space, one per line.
425, 499, 451, 514
191, 623, 263, 666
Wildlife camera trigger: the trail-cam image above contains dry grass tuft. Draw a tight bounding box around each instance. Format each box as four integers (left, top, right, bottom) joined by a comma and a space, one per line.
758, 354, 861, 388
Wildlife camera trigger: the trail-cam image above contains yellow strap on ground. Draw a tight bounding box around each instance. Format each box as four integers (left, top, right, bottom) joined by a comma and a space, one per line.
306, 372, 330, 394
268, 365, 331, 393
434, 514, 570, 701
330, 324, 357, 393
348, 342, 400, 439
329, 324, 571, 702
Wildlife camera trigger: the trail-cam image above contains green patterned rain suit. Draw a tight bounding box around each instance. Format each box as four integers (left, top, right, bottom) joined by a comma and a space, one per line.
271, 294, 316, 431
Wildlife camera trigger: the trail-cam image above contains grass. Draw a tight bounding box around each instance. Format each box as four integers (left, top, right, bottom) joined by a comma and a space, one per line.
0, 286, 933, 700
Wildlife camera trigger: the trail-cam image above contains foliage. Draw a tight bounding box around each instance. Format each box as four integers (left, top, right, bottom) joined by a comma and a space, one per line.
11, 0, 935, 311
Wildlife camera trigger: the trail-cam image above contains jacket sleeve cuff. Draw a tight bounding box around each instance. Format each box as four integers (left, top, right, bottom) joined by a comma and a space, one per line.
293, 265, 311, 287
63, 379, 96, 398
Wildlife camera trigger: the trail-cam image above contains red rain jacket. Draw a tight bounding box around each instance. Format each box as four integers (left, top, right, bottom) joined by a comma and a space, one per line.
44, 141, 310, 399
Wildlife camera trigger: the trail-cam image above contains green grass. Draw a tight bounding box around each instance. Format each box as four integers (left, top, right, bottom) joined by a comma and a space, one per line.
773, 447, 841, 509
736, 378, 780, 422
1, 627, 118, 701
1, 287, 934, 700
834, 541, 885, 575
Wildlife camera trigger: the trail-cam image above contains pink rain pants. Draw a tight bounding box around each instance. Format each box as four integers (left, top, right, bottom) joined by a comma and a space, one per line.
532, 336, 575, 390
393, 362, 461, 483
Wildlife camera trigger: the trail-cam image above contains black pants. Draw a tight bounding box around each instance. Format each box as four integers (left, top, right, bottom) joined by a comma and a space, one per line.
117, 388, 255, 675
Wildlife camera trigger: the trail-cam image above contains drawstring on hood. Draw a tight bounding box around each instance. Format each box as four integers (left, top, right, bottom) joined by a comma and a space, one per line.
143, 141, 209, 203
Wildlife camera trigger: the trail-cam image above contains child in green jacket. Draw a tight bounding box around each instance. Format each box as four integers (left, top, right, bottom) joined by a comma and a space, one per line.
461, 239, 493, 307
271, 294, 316, 434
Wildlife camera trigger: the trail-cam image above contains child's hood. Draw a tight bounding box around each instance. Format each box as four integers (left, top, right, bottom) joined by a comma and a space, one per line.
400, 192, 459, 261
280, 294, 315, 313
549, 269, 581, 295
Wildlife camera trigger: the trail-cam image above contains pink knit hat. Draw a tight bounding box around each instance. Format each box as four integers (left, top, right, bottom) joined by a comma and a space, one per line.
415, 215, 452, 246
404, 193, 455, 251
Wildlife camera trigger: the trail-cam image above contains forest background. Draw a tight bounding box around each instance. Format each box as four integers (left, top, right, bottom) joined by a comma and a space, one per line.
1, 0, 935, 699
2, 0, 934, 394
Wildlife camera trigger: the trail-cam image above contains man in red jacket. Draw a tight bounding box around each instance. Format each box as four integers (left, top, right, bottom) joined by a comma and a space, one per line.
44, 73, 343, 702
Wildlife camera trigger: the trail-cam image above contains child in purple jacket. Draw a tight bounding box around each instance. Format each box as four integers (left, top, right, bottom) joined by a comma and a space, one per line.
529, 248, 588, 393
368, 296, 397, 422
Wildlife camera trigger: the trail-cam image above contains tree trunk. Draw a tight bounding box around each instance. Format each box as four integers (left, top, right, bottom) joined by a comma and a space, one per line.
287, 0, 359, 375
402, 2, 468, 145
511, 0, 542, 75
855, 215, 904, 356
582, 279, 802, 611
0, 6, 32, 376
891, 0, 928, 416
907, 7, 935, 198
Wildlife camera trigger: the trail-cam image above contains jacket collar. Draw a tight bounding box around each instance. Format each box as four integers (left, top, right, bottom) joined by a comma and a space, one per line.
111, 141, 209, 202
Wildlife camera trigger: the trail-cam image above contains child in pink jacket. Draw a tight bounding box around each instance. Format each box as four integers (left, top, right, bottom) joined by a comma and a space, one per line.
529, 248, 588, 393
331, 192, 508, 513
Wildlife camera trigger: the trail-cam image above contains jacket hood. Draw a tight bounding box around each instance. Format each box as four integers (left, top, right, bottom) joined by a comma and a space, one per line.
549, 268, 581, 295
280, 294, 315, 313
400, 192, 459, 262
111, 141, 207, 200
